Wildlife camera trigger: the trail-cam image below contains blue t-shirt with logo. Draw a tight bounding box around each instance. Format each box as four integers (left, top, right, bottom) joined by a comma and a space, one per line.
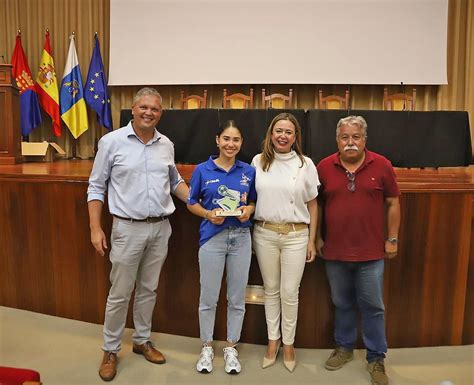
188, 156, 257, 246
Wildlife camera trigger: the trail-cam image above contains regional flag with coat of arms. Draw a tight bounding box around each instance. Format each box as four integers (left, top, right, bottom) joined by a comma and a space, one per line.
11, 33, 43, 136
60, 34, 88, 139
36, 30, 61, 137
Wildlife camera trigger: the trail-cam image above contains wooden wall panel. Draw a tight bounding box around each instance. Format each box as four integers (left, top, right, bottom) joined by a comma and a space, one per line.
462, 198, 474, 344
151, 199, 201, 337
385, 193, 472, 347
0, 181, 106, 321
0, 163, 473, 348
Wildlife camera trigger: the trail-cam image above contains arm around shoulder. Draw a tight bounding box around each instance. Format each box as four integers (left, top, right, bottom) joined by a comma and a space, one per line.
173, 181, 190, 203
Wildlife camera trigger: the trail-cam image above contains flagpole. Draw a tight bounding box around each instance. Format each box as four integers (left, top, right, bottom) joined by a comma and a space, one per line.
46, 27, 54, 144
93, 31, 100, 157
17, 29, 29, 143
45, 28, 52, 144
69, 31, 79, 160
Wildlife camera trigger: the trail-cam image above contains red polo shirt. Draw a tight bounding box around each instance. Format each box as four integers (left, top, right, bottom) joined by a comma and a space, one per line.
317, 150, 400, 262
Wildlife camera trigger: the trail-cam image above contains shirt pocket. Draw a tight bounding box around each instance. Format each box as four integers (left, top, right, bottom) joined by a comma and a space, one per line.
368, 176, 384, 191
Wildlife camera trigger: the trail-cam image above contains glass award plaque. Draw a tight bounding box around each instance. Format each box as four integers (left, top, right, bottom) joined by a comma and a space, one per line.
213, 185, 243, 217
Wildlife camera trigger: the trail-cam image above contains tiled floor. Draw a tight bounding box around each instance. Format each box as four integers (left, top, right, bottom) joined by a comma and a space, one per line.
0, 306, 472, 385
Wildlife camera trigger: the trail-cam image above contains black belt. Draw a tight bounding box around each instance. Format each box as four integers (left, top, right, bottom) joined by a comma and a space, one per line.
113, 215, 169, 223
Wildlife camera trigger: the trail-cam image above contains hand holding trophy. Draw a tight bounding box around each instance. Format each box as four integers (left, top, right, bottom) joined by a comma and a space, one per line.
214, 185, 243, 217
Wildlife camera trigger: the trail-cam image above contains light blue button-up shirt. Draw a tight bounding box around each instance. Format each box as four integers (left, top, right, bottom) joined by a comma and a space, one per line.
87, 121, 184, 219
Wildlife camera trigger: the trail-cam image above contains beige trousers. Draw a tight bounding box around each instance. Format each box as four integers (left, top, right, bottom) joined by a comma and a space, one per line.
253, 225, 309, 345
103, 217, 172, 352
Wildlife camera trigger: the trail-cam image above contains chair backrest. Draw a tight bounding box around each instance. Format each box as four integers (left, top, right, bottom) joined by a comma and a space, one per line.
180, 90, 207, 109
318, 90, 350, 109
383, 87, 416, 110
261, 88, 294, 109
222, 88, 254, 109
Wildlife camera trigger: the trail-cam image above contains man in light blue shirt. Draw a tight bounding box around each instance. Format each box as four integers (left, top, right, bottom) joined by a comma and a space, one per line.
88, 87, 189, 382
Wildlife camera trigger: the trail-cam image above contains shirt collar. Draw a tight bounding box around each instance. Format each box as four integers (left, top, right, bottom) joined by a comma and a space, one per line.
205, 156, 243, 172
126, 120, 161, 144
333, 148, 374, 170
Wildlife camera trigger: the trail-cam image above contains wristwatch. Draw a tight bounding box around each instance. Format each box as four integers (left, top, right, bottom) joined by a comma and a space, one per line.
387, 237, 398, 244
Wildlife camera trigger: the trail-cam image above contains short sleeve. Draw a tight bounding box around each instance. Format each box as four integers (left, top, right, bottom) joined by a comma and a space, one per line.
187, 166, 202, 205
248, 166, 257, 202
251, 154, 260, 169
303, 157, 320, 202
87, 136, 113, 203
382, 159, 400, 198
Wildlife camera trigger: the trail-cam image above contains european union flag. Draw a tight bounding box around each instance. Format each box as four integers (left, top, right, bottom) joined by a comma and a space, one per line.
84, 35, 112, 131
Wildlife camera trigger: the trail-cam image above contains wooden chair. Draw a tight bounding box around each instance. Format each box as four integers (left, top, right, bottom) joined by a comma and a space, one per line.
222, 88, 254, 109
318, 90, 350, 109
261, 88, 294, 109
180, 90, 207, 109
383, 87, 416, 111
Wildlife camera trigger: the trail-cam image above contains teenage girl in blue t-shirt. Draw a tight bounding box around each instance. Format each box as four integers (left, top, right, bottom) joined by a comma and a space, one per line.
187, 120, 256, 375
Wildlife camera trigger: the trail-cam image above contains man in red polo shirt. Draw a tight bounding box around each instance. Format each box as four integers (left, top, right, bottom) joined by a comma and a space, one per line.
316, 116, 400, 385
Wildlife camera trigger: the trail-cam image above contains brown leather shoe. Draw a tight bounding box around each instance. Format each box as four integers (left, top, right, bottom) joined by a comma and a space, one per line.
367, 360, 389, 385
99, 351, 117, 382
132, 341, 166, 364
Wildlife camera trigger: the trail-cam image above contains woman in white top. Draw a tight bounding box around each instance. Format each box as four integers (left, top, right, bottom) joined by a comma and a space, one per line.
251, 112, 319, 372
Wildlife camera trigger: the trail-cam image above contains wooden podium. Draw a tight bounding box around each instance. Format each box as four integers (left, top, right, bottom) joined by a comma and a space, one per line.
0, 64, 22, 164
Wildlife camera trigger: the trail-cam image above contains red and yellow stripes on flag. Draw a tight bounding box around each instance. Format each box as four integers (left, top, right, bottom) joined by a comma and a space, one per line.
36, 30, 61, 137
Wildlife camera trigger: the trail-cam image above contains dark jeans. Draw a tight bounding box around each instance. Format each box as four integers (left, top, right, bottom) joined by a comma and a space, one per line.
325, 259, 387, 362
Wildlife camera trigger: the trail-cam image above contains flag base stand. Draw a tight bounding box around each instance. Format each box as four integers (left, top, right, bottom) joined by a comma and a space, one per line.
67, 139, 79, 160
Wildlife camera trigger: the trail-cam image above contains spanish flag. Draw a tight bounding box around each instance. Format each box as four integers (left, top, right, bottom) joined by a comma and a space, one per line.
60, 34, 88, 139
36, 30, 61, 137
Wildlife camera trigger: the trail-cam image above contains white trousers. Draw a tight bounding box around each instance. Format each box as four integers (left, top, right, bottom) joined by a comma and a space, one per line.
102, 217, 171, 352
252, 225, 309, 345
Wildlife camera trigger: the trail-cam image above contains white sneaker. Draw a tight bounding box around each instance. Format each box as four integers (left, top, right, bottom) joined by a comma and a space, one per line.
223, 346, 241, 374
196, 346, 214, 373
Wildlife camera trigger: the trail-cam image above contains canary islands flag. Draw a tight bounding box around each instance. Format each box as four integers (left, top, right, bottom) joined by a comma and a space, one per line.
84, 35, 112, 131
60, 34, 88, 139
11, 34, 43, 136
36, 30, 61, 137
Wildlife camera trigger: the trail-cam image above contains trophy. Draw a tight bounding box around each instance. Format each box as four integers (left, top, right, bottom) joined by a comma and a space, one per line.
213, 185, 243, 217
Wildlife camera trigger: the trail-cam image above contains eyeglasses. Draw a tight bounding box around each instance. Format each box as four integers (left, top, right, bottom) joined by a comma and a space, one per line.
346, 171, 356, 192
